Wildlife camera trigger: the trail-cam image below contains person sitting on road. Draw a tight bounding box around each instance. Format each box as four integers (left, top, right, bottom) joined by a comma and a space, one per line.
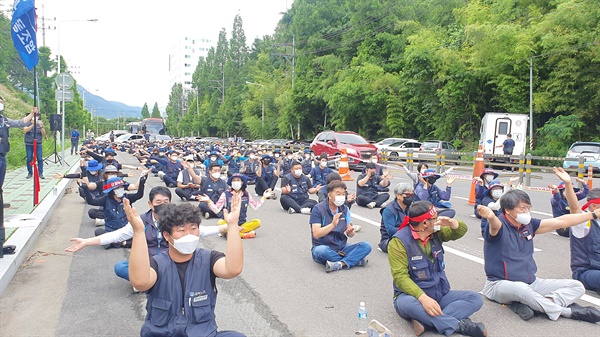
240, 150, 260, 185
415, 169, 456, 218
125, 192, 245, 337
256, 154, 278, 199
473, 168, 498, 219
477, 169, 600, 324
477, 180, 504, 236
187, 162, 228, 219
549, 178, 590, 237
556, 180, 600, 296
203, 150, 225, 177
174, 155, 202, 201
309, 154, 334, 187
280, 161, 320, 214
310, 180, 371, 273
378, 182, 413, 253
317, 172, 356, 208
206, 173, 268, 239
301, 149, 314, 175
65, 186, 227, 282
389, 201, 486, 337
277, 150, 295, 177
356, 162, 391, 209
152, 150, 183, 188
81, 174, 147, 239
223, 148, 247, 177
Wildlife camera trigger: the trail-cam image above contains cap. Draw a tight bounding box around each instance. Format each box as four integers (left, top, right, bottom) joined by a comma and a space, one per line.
480, 168, 498, 180
103, 177, 125, 194
421, 169, 441, 179
104, 165, 119, 173
87, 160, 103, 171
227, 173, 248, 190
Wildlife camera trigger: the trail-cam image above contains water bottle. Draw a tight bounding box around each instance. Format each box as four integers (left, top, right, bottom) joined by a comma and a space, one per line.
357, 302, 368, 335
53, 186, 57, 196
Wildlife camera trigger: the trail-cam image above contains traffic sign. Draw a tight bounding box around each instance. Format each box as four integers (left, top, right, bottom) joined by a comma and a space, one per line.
55, 89, 74, 102
55, 72, 74, 89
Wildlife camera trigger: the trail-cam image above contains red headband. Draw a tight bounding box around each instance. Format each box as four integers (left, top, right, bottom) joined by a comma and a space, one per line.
399, 206, 437, 230
582, 198, 600, 211
103, 179, 124, 192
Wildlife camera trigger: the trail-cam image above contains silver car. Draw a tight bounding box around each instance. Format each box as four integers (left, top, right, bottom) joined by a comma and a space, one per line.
385, 141, 422, 161
418, 140, 461, 164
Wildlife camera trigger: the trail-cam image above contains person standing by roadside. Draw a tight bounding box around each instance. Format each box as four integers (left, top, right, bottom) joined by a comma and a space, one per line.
24, 109, 46, 179
70, 127, 80, 155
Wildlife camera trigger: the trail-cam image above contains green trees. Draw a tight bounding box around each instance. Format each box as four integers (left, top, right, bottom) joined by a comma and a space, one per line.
151, 103, 161, 118
140, 103, 150, 118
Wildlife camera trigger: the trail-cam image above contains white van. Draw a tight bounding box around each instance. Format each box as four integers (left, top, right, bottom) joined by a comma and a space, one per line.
479, 113, 528, 162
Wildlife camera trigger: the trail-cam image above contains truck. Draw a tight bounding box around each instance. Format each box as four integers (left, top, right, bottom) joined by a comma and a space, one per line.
139, 118, 166, 135
479, 112, 528, 163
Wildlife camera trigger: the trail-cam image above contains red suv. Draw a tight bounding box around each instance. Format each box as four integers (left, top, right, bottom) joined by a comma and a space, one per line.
310, 131, 379, 168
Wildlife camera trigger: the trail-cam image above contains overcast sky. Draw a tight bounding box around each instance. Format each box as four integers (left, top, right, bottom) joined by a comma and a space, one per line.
37, 0, 291, 109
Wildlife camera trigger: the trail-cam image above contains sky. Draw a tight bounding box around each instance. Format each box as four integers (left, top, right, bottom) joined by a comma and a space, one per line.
36, 0, 292, 109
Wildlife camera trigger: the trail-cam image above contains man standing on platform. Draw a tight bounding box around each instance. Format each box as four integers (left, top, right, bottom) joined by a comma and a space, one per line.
24, 108, 46, 179
70, 127, 80, 155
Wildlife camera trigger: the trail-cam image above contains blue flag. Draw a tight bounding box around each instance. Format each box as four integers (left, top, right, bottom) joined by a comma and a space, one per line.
11, 0, 38, 70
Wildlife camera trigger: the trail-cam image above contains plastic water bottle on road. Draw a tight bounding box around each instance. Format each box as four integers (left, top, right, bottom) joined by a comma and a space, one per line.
53, 186, 57, 196
356, 301, 368, 335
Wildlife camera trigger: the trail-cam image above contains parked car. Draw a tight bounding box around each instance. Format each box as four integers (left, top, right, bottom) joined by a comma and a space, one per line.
95, 130, 128, 142
310, 131, 379, 169
115, 133, 145, 144
266, 139, 293, 148
563, 142, 600, 172
418, 140, 461, 164
150, 134, 173, 142
386, 141, 422, 161
374, 137, 417, 150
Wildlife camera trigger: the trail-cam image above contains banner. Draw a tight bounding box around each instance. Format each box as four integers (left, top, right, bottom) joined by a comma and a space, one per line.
11, 0, 38, 70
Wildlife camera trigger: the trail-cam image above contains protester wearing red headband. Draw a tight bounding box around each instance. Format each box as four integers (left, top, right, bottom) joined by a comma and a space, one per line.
388, 201, 486, 337
478, 167, 600, 324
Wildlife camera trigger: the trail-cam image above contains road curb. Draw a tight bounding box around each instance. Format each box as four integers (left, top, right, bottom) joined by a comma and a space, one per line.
0, 160, 81, 295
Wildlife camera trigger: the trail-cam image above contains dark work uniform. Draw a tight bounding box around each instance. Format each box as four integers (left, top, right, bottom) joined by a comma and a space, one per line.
356, 173, 390, 208
198, 176, 228, 219
256, 163, 278, 196
280, 173, 317, 212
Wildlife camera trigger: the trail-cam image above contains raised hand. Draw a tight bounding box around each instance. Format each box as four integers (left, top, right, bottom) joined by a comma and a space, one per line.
553, 167, 571, 184
223, 192, 241, 226
477, 205, 496, 220
123, 198, 144, 232
65, 238, 88, 252
446, 178, 455, 186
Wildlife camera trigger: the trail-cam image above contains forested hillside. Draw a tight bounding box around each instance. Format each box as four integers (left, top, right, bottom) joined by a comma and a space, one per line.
168, 0, 599, 155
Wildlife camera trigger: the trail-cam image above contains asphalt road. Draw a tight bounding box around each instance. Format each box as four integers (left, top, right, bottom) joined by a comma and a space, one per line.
1, 153, 599, 337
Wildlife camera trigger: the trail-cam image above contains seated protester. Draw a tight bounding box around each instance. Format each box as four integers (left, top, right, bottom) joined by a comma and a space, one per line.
478, 170, 600, 323
473, 168, 498, 219
207, 173, 268, 238
280, 161, 321, 214
550, 178, 590, 237
203, 151, 225, 177
148, 148, 167, 175
300, 149, 314, 175
65, 187, 227, 282
223, 149, 247, 177
175, 155, 202, 201
389, 201, 486, 337
309, 154, 333, 187
85, 147, 139, 171
153, 150, 183, 188
478, 180, 504, 236
361, 154, 384, 176
81, 173, 147, 238
555, 177, 600, 295
379, 182, 413, 253
86, 165, 139, 225
356, 162, 391, 209
256, 154, 278, 199
56, 159, 103, 201
277, 150, 295, 177
317, 172, 356, 208
240, 150, 260, 185
415, 169, 456, 218
400, 162, 454, 188
187, 162, 228, 219
310, 180, 371, 273
125, 192, 245, 337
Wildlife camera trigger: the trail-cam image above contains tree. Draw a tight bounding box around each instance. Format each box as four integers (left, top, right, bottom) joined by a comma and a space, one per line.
140, 103, 150, 118
151, 103, 161, 118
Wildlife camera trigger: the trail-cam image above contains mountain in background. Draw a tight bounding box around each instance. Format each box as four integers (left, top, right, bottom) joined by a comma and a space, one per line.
78, 85, 142, 119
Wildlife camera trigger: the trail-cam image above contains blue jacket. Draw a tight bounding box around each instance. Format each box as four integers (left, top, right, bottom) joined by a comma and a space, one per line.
550, 185, 590, 217
415, 183, 451, 208
140, 210, 168, 257
309, 166, 333, 186
310, 201, 351, 252
570, 218, 600, 275
379, 201, 407, 252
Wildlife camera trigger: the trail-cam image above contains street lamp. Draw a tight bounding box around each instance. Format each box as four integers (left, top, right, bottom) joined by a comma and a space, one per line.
57, 18, 98, 166
245, 81, 264, 138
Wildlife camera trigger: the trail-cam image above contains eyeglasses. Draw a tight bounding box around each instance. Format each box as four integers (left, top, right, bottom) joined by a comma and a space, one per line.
402, 193, 414, 197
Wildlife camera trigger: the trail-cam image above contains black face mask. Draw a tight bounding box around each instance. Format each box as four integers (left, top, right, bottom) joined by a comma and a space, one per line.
262, 160, 271, 165
106, 158, 114, 164
153, 204, 167, 215
403, 197, 414, 207
426, 177, 437, 185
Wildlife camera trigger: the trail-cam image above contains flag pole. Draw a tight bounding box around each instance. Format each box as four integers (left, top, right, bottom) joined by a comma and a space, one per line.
32, 66, 40, 206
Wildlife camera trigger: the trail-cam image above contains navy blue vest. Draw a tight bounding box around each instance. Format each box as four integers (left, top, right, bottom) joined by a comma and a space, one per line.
281, 158, 293, 176
201, 177, 228, 202
356, 174, 381, 198
141, 210, 168, 257
393, 227, 450, 302
24, 121, 43, 145
311, 166, 331, 186
165, 160, 183, 179
227, 157, 242, 174
570, 218, 600, 274
311, 201, 349, 252
301, 157, 312, 175
0, 115, 11, 154
283, 173, 310, 203
224, 190, 249, 225
483, 216, 540, 284
142, 249, 218, 337
260, 164, 277, 186
103, 196, 128, 232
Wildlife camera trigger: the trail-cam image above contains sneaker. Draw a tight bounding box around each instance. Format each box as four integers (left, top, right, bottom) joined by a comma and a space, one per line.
300, 207, 311, 215
367, 202, 376, 209
288, 208, 296, 214
354, 224, 362, 232
26, 174, 32, 179
94, 218, 105, 227
570, 305, 600, 323
270, 194, 277, 200
39, 175, 45, 179
204, 212, 210, 220
325, 261, 343, 273
455, 319, 487, 337
241, 231, 256, 239
411, 319, 425, 336
508, 302, 535, 321
356, 258, 368, 267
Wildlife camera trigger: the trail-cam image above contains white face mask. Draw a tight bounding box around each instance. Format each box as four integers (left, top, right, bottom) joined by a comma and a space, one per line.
211, 172, 221, 180
171, 234, 199, 255
484, 175, 494, 183
512, 211, 531, 225
491, 189, 503, 199
88, 170, 98, 175
275, 154, 280, 158
249, 155, 256, 160
106, 173, 117, 179
231, 181, 242, 190
433, 225, 441, 232
188, 163, 195, 168
210, 157, 217, 161
171, 156, 178, 161
333, 195, 345, 207
287, 156, 293, 160
294, 169, 302, 177
0, 103, 4, 111
420, 168, 427, 174
114, 188, 125, 198
320, 161, 327, 168
371, 159, 378, 164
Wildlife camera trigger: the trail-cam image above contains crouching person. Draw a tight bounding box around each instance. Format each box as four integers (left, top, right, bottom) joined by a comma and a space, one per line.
125, 192, 245, 337
389, 201, 486, 337
310, 180, 371, 273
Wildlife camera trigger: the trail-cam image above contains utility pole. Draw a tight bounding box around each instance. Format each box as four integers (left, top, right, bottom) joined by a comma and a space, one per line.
273, 36, 296, 89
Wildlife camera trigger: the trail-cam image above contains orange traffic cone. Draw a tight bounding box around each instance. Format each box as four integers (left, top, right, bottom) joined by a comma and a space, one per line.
339, 148, 354, 181
468, 145, 485, 205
